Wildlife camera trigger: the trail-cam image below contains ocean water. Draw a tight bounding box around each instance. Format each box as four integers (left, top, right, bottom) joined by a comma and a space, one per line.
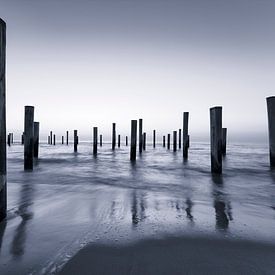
0, 141, 275, 274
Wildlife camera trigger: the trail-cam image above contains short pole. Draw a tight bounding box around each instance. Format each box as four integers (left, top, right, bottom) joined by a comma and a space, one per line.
139, 119, 143, 153
48, 136, 50, 144
183, 112, 189, 159
126, 136, 128, 146
34, 122, 39, 158
163, 135, 165, 147
24, 106, 34, 170
222, 128, 227, 156
143, 132, 146, 150
66, 131, 69, 145
50, 131, 53, 145
118, 134, 121, 148
62, 136, 64, 144
100, 134, 102, 147
112, 123, 116, 150
267, 96, 275, 167
153, 130, 156, 148
167, 134, 170, 150
53, 134, 56, 145
173, 131, 177, 152
178, 129, 181, 149
7, 134, 10, 146
130, 120, 137, 161
210, 106, 222, 174
0, 18, 7, 221
74, 130, 77, 152
93, 127, 98, 155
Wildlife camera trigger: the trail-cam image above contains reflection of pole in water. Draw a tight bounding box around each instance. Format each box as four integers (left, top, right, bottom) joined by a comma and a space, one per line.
185, 198, 194, 222
131, 191, 146, 227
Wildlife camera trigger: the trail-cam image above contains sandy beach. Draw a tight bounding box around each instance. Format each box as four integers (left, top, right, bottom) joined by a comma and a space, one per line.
60, 236, 275, 275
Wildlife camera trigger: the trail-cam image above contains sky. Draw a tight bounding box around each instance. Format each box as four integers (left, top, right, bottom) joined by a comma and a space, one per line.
0, 0, 275, 142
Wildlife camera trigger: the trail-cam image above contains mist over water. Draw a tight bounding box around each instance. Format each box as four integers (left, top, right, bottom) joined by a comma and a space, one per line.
0, 141, 275, 274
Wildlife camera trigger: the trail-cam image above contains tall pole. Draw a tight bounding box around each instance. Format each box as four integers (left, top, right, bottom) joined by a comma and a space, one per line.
130, 120, 137, 161
0, 19, 6, 221
178, 129, 182, 149
93, 127, 98, 155
183, 112, 189, 159
163, 135, 165, 147
153, 130, 156, 148
74, 130, 78, 152
66, 131, 69, 145
267, 96, 275, 167
24, 106, 34, 170
112, 123, 116, 150
34, 122, 39, 158
100, 134, 102, 147
173, 131, 177, 152
118, 134, 121, 148
167, 134, 170, 150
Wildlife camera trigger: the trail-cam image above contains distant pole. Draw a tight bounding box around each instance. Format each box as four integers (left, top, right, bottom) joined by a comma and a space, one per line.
126, 136, 128, 146
222, 128, 227, 156
74, 130, 77, 152
139, 119, 143, 153
7, 134, 10, 146
66, 131, 69, 145
112, 123, 116, 150
179, 129, 182, 149
47, 136, 50, 145
153, 130, 156, 148
163, 135, 165, 147
22, 133, 24, 145
210, 106, 222, 174
267, 96, 275, 167
143, 133, 146, 151
0, 18, 7, 221
183, 112, 189, 159
34, 122, 39, 158
24, 106, 34, 170
10, 133, 13, 144
130, 120, 137, 161
50, 131, 53, 145
62, 136, 64, 144
93, 127, 98, 155
173, 131, 177, 152
53, 134, 56, 145
100, 134, 102, 147
118, 134, 121, 148
167, 134, 170, 150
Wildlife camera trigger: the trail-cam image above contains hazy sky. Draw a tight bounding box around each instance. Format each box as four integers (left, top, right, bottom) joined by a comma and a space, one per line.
0, 0, 275, 141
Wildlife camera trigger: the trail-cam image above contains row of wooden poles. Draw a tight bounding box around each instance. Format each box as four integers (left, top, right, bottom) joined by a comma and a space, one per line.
1, 19, 275, 221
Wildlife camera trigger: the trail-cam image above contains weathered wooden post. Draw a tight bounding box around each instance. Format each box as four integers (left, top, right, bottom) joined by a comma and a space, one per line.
48, 136, 50, 145
183, 112, 189, 159
53, 134, 56, 145
179, 129, 182, 149
118, 134, 121, 148
163, 135, 165, 147
66, 131, 69, 145
7, 134, 10, 146
130, 120, 137, 161
93, 127, 98, 155
62, 136, 64, 144
210, 106, 222, 174
112, 123, 116, 150
74, 130, 78, 152
222, 128, 227, 156
173, 131, 177, 152
50, 131, 53, 145
267, 97, 275, 167
0, 18, 7, 221
167, 134, 170, 150
34, 122, 39, 158
153, 130, 156, 148
126, 136, 128, 146
24, 106, 34, 170
143, 133, 146, 150
139, 119, 143, 153
100, 134, 102, 147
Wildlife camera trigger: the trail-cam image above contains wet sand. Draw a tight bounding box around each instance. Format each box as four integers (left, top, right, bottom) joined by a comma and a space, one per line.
60, 236, 275, 275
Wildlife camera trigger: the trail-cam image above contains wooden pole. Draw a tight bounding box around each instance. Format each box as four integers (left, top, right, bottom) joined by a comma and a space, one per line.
22, 133, 24, 145
173, 131, 177, 152
167, 134, 170, 150
24, 106, 34, 170
74, 130, 78, 152
53, 134, 56, 145
183, 112, 189, 159
112, 123, 116, 150
48, 136, 50, 145
163, 135, 165, 147
143, 133, 146, 151
50, 131, 52, 145
139, 119, 143, 154
62, 136, 64, 144
0, 18, 6, 221
34, 122, 39, 158
222, 128, 227, 156
153, 130, 156, 148
93, 127, 98, 155
118, 134, 121, 148
66, 131, 69, 145
267, 96, 275, 167
7, 134, 10, 146
126, 136, 128, 146
130, 120, 137, 161
178, 129, 181, 149
210, 106, 222, 174
100, 134, 102, 147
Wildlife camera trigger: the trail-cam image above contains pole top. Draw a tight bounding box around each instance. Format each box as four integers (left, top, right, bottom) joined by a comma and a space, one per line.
210, 106, 222, 111
267, 96, 275, 101
25, 105, 34, 109
0, 18, 6, 27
